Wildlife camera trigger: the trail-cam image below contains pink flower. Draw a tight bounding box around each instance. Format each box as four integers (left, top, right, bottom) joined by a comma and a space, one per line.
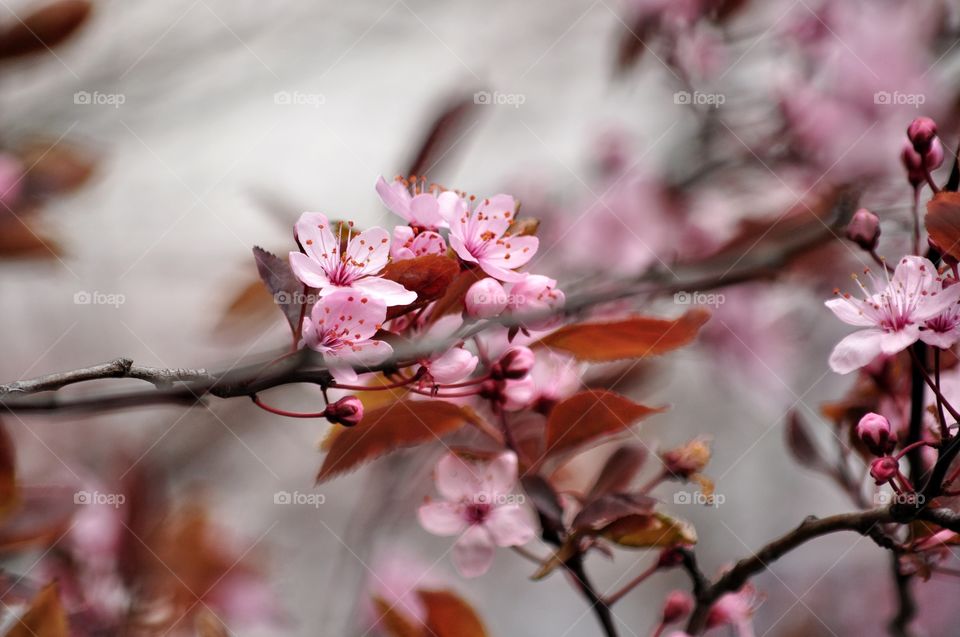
446, 194, 539, 282
289, 212, 416, 307
506, 274, 565, 329
706, 584, 762, 637
301, 289, 393, 383
390, 225, 447, 261
465, 277, 508, 319
825, 256, 960, 374
376, 175, 457, 230
418, 451, 537, 578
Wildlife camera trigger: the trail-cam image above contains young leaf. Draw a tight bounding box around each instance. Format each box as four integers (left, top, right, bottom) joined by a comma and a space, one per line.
544, 390, 665, 457
382, 255, 460, 319
585, 445, 647, 501
404, 95, 479, 177
785, 410, 831, 473
0, 419, 16, 518
0, 0, 91, 59
572, 493, 656, 533
252, 246, 303, 332
420, 589, 488, 637
536, 309, 709, 362
600, 512, 697, 548
926, 192, 960, 261
317, 401, 473, 482
6, 583, 68, 637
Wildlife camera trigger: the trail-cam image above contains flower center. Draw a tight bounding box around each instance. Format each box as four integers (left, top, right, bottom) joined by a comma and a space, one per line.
464, 502, 491, 524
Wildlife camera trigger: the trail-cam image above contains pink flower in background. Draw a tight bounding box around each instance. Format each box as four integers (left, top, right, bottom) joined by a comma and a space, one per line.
390, 225, 447, 261
301, 289, 392, 383
826, 257, 960, 374
416, 315, 478, 384
289, 212, 416, 307
446, 194, 539, 282
376, 175, 456, 229
418, 451, 537, 577
359, 552, 443, 633
506, 274, 565, 329
706, 584, 762, 637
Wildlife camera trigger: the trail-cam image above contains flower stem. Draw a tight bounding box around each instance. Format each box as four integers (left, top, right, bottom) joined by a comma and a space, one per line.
604, 561, 659, 606
250, 395, 326, 418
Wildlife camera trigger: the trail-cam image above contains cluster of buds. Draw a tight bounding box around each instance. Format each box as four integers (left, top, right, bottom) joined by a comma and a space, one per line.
902, 116, 944, 187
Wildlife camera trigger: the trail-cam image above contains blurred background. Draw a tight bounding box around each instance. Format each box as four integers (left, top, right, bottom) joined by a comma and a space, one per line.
3, 0, 960, 635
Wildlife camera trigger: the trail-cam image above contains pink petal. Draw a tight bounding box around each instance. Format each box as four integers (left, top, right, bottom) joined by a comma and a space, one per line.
452, 525, 495, 578
475, 194, 516, 227
829, 329, 885, 374
824, 297, 874, 327
435, 453, 485, 501
485, 504, 537, 547
376, 176, 412, 221
919, 280, 960, 319
920, 327, 960, 349
480, 235, 538, 271
409, 194, 445, 228
320, 288, 388, 341
408, 231, 447, 257
480, 451, 519, 497
351, 276, 417, 307
294, 212, 339, 270
326, 340, 393, 371
289, 251, 331, 289
891, 255, 937, 293
425, 314, 463, 341
449, 232, 479, 265
477, 259, 527, 283
418, 501, 467, 536
346, 227, 391, 276
437, 191, 465, 225
426, 348, 478, 384
878, 325, 921, 354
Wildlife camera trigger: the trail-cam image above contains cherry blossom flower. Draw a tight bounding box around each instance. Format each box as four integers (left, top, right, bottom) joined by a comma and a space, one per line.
289, 212, 416, 307
445, 194, 539, 282
825, 256, 960, 374
706, 583, 762, 637
376, 175, 457, 229
415, 315, 478, 385
418, 451, 537, 577
301, 289, 392, 383
390, 225, 447, 261
506, 274, 565, 329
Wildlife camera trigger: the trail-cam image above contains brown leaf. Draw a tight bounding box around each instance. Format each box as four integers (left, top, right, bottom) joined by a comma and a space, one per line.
785, 410, 830, 473
572, 493, 656, 532
0, 488, 75, 553
0, 217, 61, 260
405, 95, 479, 177
0, 0, 91, 59
585, 445, 647, 501
926, 191, 960, 261
372, 596, 421, 637
20, 139, 96, 195
427, 267, 484, 322
382, 255, 460, 319
536, 310, 710, 362
600, 511, 697, 548
420, 589, 488, 637
251, 246, 303, 333
317, 400, 473, 482
6, 583, 68, 637
544, 390, 664, 457
194, 610, 230, 637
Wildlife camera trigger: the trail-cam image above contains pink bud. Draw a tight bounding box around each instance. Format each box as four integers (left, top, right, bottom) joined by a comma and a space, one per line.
662, 590, 694, 624
324, 396, 364, 427
901, 141, 925, 187
495, 346, 535, 380
845, 208, 880, 251
856, 412, 895, 455
465, 278, 507, 319
925, 137, 944, 171
870, 456, 899, 485
907, 117, 938, 154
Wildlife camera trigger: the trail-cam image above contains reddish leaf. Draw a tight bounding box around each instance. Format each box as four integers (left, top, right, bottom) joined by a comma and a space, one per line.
420, 589, 487, 637
372, 597, 421, 637
585, 445, 647, 501
600, 511, 697, 548
20, 140, 96, 195
572, 493, 656, 532
544, 390, 664, 457
6, 582, 68, 637
0, 0, 91, 59
405, 95, 479, 177
0, 419, 16, 517
317, 401, 473, 482
0, 217, 61, 260
382, 255, 460, 319
427, 267, 485, 322
536, 310, 709, 362
786, 410, 830, 473
0, 488, 76, 553
926, 191, 960, 261
252, 246, 303, 332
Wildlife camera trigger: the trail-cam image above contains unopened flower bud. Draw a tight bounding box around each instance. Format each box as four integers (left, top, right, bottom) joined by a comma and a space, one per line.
901, 142, 925, 187
845, 208, 880, 251
907, 116, 938, 155
495, 347, 535, 380
870, 456, 899, 485
465, 278, 508, 319
662, 590, 694, 624
925, 137, 944, 171
324, 396, 364, 427
856, 412, 895, 455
